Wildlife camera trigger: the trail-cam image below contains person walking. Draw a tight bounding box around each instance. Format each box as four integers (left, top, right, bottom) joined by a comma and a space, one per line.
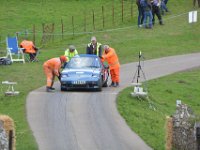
86, 36, 102, 57
43, 56, 67, 92
101, 45, 120, 87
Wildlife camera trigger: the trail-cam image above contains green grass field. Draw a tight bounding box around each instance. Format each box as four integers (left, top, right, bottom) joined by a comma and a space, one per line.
0, 0, 200, 149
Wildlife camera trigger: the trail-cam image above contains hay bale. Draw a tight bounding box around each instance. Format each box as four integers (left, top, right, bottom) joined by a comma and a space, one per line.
0, 115, 16, 150
165, 116, 173, 150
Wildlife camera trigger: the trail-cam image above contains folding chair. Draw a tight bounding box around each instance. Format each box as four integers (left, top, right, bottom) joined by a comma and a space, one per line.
2, 81, 19, 96
6, 36, 25, 63
20, 40, 39, 62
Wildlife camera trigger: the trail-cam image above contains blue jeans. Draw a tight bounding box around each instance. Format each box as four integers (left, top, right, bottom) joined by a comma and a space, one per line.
137, 6, 144, 26
161, 1, 168, 14
164, 0, 168, 4
143, 11, 153, 28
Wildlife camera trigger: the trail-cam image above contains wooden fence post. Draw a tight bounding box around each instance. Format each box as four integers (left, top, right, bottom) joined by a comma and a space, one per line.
121, 0, 124, 22
24, 29, 28, 39
102, 5, 105, 29
131, 0, 133, 19
52, 23, 55, 42
72, 16, 74, 37
112, 2, 115, 26
42, 23, 45, 35
92, 10, 95, 31
33, 24, 36, 44
84, 11, 86, 32
61, 19, 64, 40
16, 32, 19, 39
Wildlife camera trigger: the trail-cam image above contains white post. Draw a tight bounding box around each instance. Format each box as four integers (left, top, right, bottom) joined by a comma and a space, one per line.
189, 11, 198, 23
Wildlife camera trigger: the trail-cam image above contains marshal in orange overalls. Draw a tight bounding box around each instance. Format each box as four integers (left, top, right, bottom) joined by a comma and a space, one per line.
20, 40, 38, 61
101, 45, 120, 87
43, 56, 66, 92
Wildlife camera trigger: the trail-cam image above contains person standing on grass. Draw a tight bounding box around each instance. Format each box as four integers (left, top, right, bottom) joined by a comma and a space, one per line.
151, 0, 164, 25
193, 0, 200, 7
160, 0, 169, 15
140, 0, 153, 29
136, 0, 144, 27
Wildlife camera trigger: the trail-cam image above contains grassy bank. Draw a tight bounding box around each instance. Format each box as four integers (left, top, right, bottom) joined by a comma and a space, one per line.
117, 68, 200, 149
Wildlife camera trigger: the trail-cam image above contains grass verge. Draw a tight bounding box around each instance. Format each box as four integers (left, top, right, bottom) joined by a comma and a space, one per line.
117, 68, 200, 150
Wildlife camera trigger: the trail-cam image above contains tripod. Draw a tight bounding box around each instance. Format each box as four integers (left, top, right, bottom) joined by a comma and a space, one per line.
131, 51, 156, 110
132, 51, 147, 88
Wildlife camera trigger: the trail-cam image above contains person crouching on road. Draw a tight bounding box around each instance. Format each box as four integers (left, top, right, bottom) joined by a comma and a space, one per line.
101, 45, 120, 87
43, 56, 67, 92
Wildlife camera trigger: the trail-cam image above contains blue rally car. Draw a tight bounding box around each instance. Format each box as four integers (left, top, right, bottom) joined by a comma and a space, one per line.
60, 54, 109, 91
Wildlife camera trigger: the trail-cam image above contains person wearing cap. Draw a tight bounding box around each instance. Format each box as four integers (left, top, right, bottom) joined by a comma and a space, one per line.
64, 45, 78, 62
43, 56, 67, 92
86, 36, 102, 57
101, 45, 120, 87
63, 45, 78, 68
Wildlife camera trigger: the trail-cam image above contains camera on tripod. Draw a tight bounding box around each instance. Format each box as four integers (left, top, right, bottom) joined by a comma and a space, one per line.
131, 51, 148, 98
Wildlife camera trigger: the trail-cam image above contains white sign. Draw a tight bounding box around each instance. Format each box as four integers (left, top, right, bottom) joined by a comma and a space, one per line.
176, 100, 182, 106
189, 11, 197, 23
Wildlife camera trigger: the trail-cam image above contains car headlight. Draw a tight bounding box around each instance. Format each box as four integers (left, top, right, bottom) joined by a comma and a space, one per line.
92, 74, 99, 78
62, 74, 68, 78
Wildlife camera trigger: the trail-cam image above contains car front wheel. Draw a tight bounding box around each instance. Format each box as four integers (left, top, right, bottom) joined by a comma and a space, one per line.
61, 84, 67, 91
97, 78, 102, 91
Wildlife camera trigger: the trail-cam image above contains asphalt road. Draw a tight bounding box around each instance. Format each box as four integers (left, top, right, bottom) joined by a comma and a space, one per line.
27, 53, 200, 150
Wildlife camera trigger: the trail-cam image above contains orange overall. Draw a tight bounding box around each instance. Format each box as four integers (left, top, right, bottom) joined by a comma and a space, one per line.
20, 40, 38, 61
20, 40, 36, 54
101, 47, 120, 83
43, 58, 62, 87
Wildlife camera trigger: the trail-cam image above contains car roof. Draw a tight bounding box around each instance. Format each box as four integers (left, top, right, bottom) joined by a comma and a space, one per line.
76, 54, 99, 58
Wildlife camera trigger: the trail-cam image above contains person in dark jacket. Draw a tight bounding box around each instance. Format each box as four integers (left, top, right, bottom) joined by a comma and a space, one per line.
151, 0, 163, 25
86, 36, 102, 57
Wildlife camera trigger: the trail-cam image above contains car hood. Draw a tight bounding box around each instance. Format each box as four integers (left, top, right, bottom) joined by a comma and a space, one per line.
61, 68, 101, 77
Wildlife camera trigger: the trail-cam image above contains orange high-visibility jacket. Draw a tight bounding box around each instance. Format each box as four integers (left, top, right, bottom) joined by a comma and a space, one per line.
101, 47, 120, 70
20, 40, 36, 53
43, 58, 62, 76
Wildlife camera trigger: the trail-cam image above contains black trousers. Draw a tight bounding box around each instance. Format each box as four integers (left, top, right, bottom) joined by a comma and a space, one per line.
29, 53, 36, 61
152, 5, 163, 25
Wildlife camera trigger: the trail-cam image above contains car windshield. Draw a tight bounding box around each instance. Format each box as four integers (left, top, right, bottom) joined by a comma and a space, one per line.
67, 56, 101, 69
